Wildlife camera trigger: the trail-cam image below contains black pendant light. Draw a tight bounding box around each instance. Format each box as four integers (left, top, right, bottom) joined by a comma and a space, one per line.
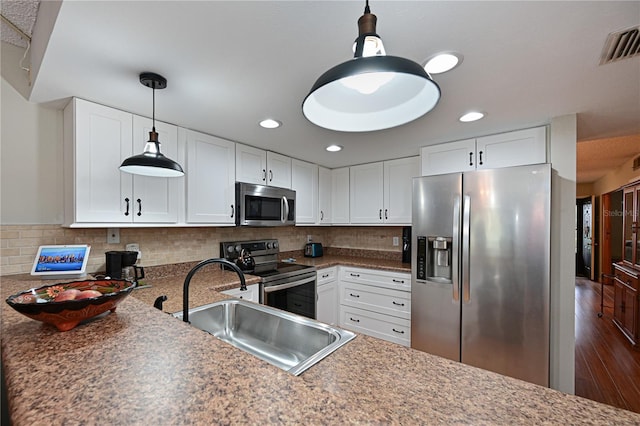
120, 72, 184, 177
302, 1, 441, 132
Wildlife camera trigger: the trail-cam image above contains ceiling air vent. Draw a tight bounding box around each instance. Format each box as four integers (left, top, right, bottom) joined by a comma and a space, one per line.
600, 26, 640, 65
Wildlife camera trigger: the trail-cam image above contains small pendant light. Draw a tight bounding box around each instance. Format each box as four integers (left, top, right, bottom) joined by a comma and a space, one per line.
120, 72, 184, 177
302, 0, 441, 132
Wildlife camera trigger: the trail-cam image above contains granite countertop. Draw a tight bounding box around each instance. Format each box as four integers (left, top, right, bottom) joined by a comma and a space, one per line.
3, 257, 640, 425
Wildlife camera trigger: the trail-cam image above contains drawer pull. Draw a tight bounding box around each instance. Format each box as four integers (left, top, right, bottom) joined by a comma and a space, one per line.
392, 301, 405, 306
349, 317, 360, 323
350, 273, 360, 277
321, 273, 330, 278
392, 279, 405, 284
392, 328, 405, 334
349, 293, 360, 298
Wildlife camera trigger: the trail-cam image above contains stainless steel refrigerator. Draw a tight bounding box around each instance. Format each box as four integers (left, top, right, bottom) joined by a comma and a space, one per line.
411, 163, 550, 387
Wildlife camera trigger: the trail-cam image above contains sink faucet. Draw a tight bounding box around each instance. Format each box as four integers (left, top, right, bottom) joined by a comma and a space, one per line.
182, 258, 247, 324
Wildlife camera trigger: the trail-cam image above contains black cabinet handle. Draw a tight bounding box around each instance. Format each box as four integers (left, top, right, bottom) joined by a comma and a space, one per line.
392, 301, 405, 306
469, 152, 474, 166
479, 150, 484, 165
321, 273, 329, 279
269, 170, 273, 182
350, 273, 360, 277
137, 199, 142, 216
392, 279, 405, 284
349, 317, 360, 323
384, 209, 388, 220
262, 169, 266, 181
124, 197, 130, 216
392, 328, 405, 334
320, 210, 324, 221
379, 209, 382, 220
230, 205, 234, 218
349, 293, 360, 298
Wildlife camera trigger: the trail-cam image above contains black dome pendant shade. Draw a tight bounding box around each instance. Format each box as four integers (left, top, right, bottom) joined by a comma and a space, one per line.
119, 72, 184, 178
302, 1, 441, 132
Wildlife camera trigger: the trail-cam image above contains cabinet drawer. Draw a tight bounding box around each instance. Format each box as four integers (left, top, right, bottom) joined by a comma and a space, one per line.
339, 266, 410, 291
340, 281, 410, 319
317, 266, 337, 285
340, 305, 410, 347
614, 266, 639, 290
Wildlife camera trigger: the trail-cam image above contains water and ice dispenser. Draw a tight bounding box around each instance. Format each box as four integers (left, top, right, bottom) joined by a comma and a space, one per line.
416, 236, 452, 282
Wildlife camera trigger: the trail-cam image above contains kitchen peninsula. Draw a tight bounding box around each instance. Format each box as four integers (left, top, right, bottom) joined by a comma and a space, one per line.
2, 262, 639, 425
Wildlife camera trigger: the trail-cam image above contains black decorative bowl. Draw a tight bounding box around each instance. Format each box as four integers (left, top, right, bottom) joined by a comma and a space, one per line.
6, 279, 135, 331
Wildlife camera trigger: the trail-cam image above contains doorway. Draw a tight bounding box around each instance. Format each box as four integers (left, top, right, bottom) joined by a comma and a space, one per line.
577, 197, 595, 279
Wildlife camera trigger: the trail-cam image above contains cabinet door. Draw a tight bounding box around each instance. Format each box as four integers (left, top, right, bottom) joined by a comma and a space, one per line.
185, 130, 235, 223
331, 167, 350, 224
131, 116, 179, 223
476, 126, 546, 170
266, 151, 292, 188
350, 162, 384, 224
73, 98, 133, 223
383, 157, 419, 224
291, 159, 317, 224
236, 144, 267, 185
614, 279, 625, 327
623, 188, 635, 264
318, 166, 332, 224
635, 187, 640, 268
317, 281, 338, 325
420, 139, 475, 176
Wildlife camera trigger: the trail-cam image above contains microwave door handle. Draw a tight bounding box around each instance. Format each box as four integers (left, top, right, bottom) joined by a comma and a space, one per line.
282, 196, 289, 223
263, 276, 316, 293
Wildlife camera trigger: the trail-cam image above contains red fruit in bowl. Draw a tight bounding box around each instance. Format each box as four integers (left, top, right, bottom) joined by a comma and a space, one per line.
54, 289, 81, 302
76, 290, 102, 300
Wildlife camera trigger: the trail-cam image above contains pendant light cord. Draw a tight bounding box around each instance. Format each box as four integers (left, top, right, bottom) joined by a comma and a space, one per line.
152, 84, 156, 132
364, 0, 370, 14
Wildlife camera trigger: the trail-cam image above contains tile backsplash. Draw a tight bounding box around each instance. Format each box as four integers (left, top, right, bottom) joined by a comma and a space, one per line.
0, 225, 404, 276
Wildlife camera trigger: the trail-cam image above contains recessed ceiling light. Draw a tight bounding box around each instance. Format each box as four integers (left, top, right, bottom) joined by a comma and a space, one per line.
459, 112, 485, 122
326, 144, 343, 152
424, 53, 463, 74
259, 119, 281, 129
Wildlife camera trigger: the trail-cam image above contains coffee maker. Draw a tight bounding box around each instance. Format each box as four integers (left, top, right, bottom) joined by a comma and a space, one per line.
105, 251, 144, 284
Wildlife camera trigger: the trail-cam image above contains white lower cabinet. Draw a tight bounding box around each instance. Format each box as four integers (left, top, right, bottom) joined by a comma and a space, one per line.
221, 283, 259, 303
316, 266, 338, 325
338, 266, 411, 347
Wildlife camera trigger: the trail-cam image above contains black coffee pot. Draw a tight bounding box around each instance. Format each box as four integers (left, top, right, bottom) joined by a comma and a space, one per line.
235, 249, 255, 271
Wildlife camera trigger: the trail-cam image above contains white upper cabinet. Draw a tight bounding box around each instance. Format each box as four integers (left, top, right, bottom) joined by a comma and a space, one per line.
383, 157, 419, 224
475, 126, 546, 170
350, 158, 418, 225
291, 159, 318, 224
318, 166, 332, 225
331, 167, 350, 225
350, 162, 385, 224
421, 126, 547, 176
64, 98, 179, 225
185, 129, 236, 224
266, 151, 292, 188
131, 116, 179, 223
235, 144, 292, 188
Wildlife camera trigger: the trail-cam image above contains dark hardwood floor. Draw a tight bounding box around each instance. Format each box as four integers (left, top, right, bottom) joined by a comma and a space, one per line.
575, 276, 640, 413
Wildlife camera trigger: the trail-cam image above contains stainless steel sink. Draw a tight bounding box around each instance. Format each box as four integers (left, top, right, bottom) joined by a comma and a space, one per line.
173, 299, 356, 376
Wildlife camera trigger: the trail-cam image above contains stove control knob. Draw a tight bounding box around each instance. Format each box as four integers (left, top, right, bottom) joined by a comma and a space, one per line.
266, 242, 272, 249
235, 245, 242, 253
273, 242, 278, 249
227, 246, 235, 254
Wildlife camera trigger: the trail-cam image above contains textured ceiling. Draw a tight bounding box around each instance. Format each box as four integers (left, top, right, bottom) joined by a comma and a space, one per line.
577, 134, 640, 183
3, 1, 640, 184
0, 0, 39, 48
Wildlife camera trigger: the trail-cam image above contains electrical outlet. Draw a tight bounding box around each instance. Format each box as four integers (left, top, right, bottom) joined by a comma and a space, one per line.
392, 236, 399, 246
107, 228, 120, 244
126, 243, 141, 260
307, 235, 313, 243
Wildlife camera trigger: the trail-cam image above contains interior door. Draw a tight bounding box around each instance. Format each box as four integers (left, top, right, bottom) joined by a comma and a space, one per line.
576, 197, 594, 279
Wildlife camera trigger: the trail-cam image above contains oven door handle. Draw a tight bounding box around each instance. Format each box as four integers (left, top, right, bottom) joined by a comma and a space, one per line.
263, 276, 315, 293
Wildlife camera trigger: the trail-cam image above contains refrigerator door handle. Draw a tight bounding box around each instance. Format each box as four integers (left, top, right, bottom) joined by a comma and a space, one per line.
462, 195, 471, 304
452, 195, 461, 302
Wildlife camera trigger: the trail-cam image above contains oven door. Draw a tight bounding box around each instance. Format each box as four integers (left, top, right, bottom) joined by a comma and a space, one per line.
262, 274, 316, 319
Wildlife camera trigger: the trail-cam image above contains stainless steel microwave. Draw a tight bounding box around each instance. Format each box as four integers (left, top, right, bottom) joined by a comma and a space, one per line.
235, 182, 296, 226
